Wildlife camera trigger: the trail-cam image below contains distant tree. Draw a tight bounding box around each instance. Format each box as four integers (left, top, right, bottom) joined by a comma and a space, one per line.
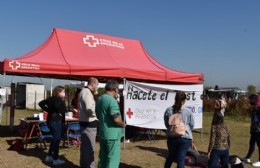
247, 85, 256, 95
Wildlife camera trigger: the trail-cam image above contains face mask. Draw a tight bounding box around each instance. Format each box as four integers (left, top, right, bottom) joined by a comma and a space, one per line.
59, 92, 65, 98
116, 94, 120, 102
94, 89, 98, 95
91, 86, 98, 95
94, 87, 98, 92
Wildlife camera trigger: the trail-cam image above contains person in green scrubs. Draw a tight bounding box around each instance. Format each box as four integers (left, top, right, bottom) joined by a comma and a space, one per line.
96, 80, 125, 168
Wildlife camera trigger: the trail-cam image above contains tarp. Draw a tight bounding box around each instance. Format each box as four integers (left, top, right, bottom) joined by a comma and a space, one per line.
0, 28, 203, 84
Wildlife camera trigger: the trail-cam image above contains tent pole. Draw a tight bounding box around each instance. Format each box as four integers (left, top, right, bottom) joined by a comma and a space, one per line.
1, 73, 5, 88
2, 73, 8, 126
9, 82, 15, 131
123, 78, 127, 149
50, 78, 53, 96
0, 73, 6, 126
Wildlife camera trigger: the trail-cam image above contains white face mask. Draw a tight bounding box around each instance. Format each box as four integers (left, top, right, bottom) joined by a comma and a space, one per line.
59, 91, 65, 98
116, 94, 120, 102
93, 83, 99, 95
94, 89, 98, 95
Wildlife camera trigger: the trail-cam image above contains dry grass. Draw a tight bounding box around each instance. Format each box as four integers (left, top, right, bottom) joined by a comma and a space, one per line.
0, 108, 258, 168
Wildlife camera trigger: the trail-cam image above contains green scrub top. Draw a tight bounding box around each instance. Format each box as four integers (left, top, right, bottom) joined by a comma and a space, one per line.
96, 93, 124, 140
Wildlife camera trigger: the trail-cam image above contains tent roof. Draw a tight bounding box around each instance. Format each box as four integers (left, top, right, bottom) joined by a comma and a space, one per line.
0, 28, 203, 84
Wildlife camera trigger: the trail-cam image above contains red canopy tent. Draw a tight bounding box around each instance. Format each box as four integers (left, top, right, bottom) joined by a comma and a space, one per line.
0, 28, 204, 131
0, 28, 203, 84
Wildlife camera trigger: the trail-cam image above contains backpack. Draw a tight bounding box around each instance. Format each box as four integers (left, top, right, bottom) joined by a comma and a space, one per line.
168, 113, 186, 136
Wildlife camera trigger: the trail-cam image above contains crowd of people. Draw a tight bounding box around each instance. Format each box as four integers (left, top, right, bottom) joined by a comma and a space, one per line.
39, 78, 125, 167
38, 77, 260, 168
163, 92, 260, 168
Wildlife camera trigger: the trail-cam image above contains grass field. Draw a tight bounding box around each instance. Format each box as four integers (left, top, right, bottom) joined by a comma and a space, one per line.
0, 108, 257, 168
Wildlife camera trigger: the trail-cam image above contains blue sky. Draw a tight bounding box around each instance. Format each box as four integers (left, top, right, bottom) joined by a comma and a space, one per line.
0, 1, 259, 90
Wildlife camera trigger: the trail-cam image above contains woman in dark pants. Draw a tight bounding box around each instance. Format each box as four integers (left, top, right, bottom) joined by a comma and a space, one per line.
208, 112, 231, 168
243, 94, 260, 167
38, 85, 67, 166
164, 91, 195, 168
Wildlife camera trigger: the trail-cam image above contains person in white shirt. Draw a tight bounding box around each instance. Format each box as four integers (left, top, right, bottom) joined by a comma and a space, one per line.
78, 77, 99, 168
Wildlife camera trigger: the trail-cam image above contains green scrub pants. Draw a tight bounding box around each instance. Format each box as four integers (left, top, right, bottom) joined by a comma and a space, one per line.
98, 138, 121, 168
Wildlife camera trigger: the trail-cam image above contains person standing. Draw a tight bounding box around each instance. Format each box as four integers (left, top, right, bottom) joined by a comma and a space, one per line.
214, 93, 227, 116
96, 80, 125, 168
208, 112, 231, 168
164, 91, 194, 168
78, 77, 99, 168
38, 85, 67, 166
243, 94, 260, 167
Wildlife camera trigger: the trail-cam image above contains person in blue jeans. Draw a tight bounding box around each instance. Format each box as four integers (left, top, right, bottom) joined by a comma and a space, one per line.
38, 85, 67, 166
164, 91, 194, 168
208, 112, 231, 168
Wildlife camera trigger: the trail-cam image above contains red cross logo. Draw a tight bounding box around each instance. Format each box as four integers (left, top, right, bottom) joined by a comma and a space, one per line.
9, 60, 21, 70
83, 35, 99, 47
126, 108, 134, 119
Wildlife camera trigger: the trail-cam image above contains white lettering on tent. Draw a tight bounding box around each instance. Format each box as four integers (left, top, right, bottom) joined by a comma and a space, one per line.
83, 34, 125, 49
9, 60, 21, 70
99, 38, 124, 49
83, 35, 99, 47
20, 63, 40, 70
9, 61, 40, 70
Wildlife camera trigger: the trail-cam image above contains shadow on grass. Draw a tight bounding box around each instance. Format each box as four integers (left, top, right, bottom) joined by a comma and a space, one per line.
193, 129, 210, 136
136, 145, 209, 168
136, 145, 167, 158
0, 125, 20, 137
119, 163, 142, 168
6, 139, 79, 168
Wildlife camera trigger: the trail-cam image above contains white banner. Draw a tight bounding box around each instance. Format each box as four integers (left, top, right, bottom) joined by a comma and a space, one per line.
123, 81, 203, 129
0, 88, 7, 125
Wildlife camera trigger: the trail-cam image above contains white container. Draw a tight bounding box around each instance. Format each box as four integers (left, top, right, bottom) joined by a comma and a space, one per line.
68, 112, 73, 118
39, 113, 44, 121
33, 114, 39, 118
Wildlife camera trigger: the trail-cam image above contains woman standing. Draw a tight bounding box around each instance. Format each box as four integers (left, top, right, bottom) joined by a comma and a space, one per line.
243, 94, 260, 167
208, 112, 231, 168
164, 91, 194, 168
38, 85, 67, 166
